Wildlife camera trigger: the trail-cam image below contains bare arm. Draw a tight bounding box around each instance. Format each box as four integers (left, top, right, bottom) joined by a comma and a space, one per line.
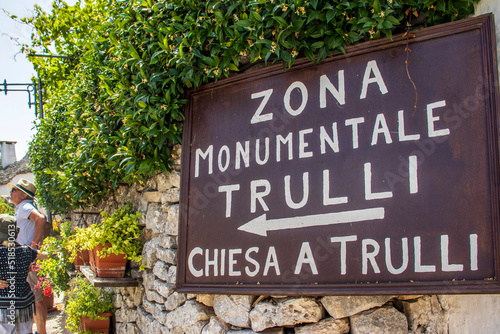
29, 209, 47, 248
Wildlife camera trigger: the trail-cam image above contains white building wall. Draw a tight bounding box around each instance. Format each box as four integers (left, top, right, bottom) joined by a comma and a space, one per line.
0, 173, 35, 197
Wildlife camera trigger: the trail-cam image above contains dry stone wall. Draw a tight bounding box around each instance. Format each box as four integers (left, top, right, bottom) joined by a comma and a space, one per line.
69, 5, 500, 331
70, 146, 461, 334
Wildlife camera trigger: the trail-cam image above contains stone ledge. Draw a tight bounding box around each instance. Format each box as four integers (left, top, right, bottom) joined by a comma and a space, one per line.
80, 266, 140, 287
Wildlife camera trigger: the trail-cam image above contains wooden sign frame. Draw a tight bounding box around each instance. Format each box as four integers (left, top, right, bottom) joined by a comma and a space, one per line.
177, 14, 500, 295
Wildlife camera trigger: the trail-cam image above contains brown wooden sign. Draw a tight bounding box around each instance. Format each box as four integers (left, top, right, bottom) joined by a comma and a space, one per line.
177, 14, 500, 295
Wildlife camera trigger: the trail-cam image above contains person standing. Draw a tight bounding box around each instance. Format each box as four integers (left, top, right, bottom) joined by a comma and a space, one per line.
8, 179, 49, 334
0, 214, 42, 334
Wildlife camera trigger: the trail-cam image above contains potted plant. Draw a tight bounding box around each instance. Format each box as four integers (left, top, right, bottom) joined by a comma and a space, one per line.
65, 226, 91, 270
37, 220, 75, 295
65, 276, 114, 333
83, 204, 144, 277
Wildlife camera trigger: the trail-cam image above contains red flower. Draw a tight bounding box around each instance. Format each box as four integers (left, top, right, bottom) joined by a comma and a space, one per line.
43, 285, 53, 296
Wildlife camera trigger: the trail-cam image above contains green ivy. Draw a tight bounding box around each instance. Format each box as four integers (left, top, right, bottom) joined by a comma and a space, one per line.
22, 0, 479, 213
0, 197, 15, 215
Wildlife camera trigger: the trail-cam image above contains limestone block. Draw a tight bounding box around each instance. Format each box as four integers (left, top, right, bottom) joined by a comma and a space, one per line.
131, 286, 145, 308
141, 227, 156, 241
144, 191, 163, 203
169, 170, 181, 188
142, 296, 165, 316
402, 295, 448, 333
350, 306, 407, 334
153, 260, 170, 280
115, 186, 132, 203
165, 291, 187, 311
143, 272, 156, 291
165, 300, 210, 333
228, 328, 284, 334
197, 294, 215, 307
294, 317, 349, 334
131, 268, 142, 279
157, 247, 177, 265
321, 295, 394, 319
136, 197, 150, 217
142, 297, 155, 315
144, 297, 168, 326
125, 295, 137, 309
214, 295, 255, 328
157, 172, 174, 192
115, 306, 138, 323
146, 203, 169, 234
142, 237, 160, 269
161, 188, 180, 204
249, 297, 324, 332
145, 174, 159, 191
139, 208, 147, 226
126, 286, 138, 297
116, 322, 140, 334
155, 309, 169, 327
159, 235, 177, 249
165, 204, 179, 236
166, 265, 177, 284
172, 145, 182, 164
154, 279, 175, 299
201, 315, 230, 334
114, 293, 123, 308
136, 307, 153, 333
115, 323, 126, 334
396, 295, 423, 301
137, 306, 170, 334
146, 289, 165, 304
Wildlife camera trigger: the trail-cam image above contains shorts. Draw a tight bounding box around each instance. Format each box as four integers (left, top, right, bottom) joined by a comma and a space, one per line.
0, 320, 32, 334
26, 271, 44, 303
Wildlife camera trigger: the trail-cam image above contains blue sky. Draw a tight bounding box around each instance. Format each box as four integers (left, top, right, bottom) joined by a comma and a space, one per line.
0, 0, 76, 160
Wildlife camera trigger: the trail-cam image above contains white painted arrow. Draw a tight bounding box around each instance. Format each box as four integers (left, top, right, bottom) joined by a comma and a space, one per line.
238, 207, 385, 237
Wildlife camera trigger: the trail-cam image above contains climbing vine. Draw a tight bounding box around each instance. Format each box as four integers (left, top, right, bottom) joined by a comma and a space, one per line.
22, 0, 479, 213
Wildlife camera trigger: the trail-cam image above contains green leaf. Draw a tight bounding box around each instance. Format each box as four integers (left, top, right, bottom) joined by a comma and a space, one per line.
311, 41, 324, 49
236, 19, 252, 27
437, 0, 446, 12
250, 10, 262, 22
272, 16, 288, 28
129, 45, 140, 59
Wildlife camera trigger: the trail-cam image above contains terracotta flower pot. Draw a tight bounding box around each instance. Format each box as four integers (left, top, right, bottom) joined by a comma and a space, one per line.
74, 249, 90, 271
90, 243, 127, 278
81, 312, 113, 333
